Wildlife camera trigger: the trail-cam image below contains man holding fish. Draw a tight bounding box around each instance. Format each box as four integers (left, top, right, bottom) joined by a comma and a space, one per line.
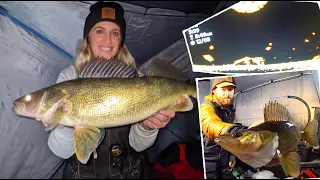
200, 77, 280, 179
201, 76, 319, 179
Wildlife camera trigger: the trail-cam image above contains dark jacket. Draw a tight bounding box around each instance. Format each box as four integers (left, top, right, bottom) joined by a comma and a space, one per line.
62, 125, 151, 179
200, 94, 247, 179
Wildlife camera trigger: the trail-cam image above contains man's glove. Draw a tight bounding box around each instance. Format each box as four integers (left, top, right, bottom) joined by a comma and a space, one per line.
235, 134, 279, 168
234, 120, 279, 169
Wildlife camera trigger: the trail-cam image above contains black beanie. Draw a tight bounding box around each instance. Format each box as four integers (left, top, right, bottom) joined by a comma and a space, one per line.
83, 1, 126, 45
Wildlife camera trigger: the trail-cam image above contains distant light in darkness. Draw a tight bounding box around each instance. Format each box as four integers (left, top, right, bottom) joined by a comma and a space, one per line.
232, 1, 268, 14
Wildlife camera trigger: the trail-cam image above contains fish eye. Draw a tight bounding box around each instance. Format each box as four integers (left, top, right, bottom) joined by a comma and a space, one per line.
25, 95, 32, 101
232, 132, 242, 138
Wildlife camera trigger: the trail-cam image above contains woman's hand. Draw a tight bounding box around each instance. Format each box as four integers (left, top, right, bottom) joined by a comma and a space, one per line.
139, 110, 176, 130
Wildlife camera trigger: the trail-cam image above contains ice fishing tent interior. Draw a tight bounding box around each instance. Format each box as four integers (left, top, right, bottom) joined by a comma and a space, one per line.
0, 1, 240, 179
198, 70, 320, 178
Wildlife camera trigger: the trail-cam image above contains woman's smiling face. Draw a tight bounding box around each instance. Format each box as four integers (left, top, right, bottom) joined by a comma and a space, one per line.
88, 21, 122, 59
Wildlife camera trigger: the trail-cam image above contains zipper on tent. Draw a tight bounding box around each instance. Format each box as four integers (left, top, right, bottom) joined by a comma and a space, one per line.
0, 9, 74, 60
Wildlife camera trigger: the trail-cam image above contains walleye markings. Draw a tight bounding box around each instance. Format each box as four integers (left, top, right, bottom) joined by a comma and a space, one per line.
214, 100, 319, 178
13, 58, 197, 164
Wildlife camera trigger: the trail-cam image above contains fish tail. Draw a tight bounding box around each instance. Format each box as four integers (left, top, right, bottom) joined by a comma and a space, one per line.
264, 100, 290, 122
301, 118, 319, 149
189, 83, 197, 99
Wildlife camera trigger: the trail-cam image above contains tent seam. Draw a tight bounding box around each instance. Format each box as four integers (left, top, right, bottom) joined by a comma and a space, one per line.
0, 9, 73, 60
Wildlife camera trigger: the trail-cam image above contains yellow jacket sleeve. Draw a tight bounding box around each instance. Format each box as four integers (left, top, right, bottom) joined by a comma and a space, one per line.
200, 103, 236, 140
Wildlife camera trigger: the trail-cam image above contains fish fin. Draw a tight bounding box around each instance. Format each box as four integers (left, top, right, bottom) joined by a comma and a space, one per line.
139, 58, 189, 82
231, 133, 279, 169
78, 57, 139, 78
279, 151, 301, 178
301, 118, 319, 149
264, 100, 290, 122
74, 126, 101, 164
165, 94, 194, 112
45, 107, 65, 131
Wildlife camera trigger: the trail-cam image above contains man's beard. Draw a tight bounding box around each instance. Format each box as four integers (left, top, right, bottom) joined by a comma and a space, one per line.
216, 95, 234, 107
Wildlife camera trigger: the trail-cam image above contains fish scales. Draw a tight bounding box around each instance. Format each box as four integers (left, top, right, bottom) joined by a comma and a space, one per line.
12, 57, 197, 165
48, 76, 194, 128
213, 100, 319, 178
249, 121, 301, 155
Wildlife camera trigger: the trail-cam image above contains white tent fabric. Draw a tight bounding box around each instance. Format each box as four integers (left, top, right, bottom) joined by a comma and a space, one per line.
0, 14, 70, 178
197, 70, 320, 131
234, 70, 320, 130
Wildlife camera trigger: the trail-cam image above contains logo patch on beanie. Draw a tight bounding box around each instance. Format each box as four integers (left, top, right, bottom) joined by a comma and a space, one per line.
101, 7, 116, 19
225, 77, 233, 82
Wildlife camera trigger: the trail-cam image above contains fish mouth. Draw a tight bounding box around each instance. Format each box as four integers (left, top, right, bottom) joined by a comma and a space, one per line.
12, 101, 23, 115
13, 101, 18, 111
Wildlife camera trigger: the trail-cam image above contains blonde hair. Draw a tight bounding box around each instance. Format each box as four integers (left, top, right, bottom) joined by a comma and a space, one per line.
74, 37, 136, 72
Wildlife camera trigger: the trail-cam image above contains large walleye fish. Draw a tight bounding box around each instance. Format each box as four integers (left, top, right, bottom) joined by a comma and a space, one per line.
214, 100, 319, 178
13, 58, 197, 164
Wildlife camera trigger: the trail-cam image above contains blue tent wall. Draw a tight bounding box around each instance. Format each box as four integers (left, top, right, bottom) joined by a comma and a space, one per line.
0, 12, 71, 178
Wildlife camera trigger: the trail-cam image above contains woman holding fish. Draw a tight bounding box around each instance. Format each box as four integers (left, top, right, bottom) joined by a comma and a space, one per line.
46, 2, 175, 179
